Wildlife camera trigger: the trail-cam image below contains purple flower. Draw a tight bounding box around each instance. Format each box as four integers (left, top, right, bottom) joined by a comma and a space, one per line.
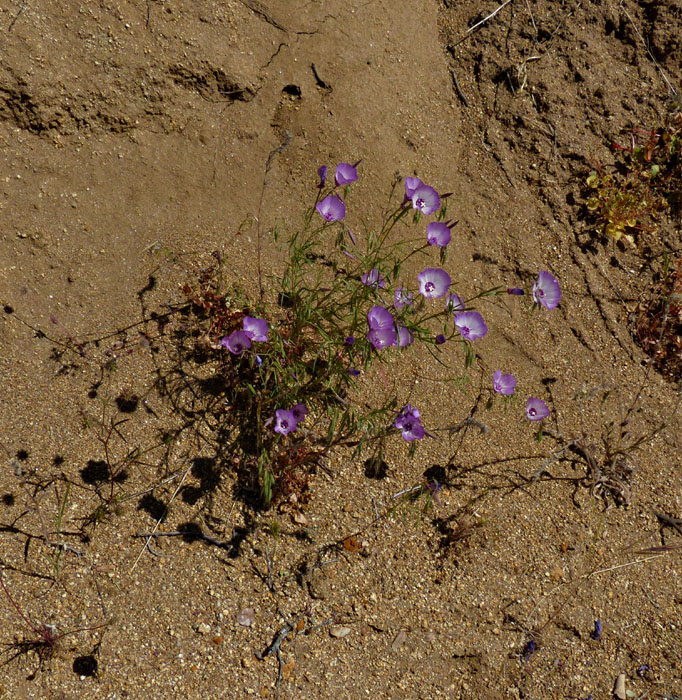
367, 326, 397, 350
591, 620, 602, 641
274, 409, 298, 435
395, 404, 420, 428
507, 287, 524, 296
445, 292, 465, 312
242, 316, 269, 342
397, 326, 413, 347
418, 267, 451, 299
366, 305, 397, 350
522, 639, 537, 662
427, 222, 451, 247
455, 311, 488, 341
532, 270, 561, 310
426, 480, 443, 506
435, 334, 446, 345
335, 162, 358, 186
404, 177, 423, 199
317, 165, 327, 189
394, 287, 414, 309
291, 403, 308, 423
526, 397, 550, 421
367, 305, 394, 329
395, 405, 425, 442
362, 268, 386, 289
221, 330, 252, 355
345, 336, 355, 346
348, 368, 361, 377
493, 370, 516, 395
411, 185, 441, 216
316, 194, 345, 222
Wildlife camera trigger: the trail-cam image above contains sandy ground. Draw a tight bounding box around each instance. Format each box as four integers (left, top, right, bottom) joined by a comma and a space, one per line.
1, 1, 681, 698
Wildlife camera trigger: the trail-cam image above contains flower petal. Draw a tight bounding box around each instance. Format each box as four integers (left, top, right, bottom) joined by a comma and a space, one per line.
411, 185, 441, 216
335, 162, 358, 186
525, 397, 550, 421
455, 311, 488, 341
316, 194, 346, 222
418, 268, 451, 299
532, 270, 561, 310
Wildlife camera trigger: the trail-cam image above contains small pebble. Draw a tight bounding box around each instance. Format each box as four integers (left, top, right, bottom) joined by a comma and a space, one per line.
237, 607, 256, 627
391, 630, 407, 650
197, 622, 211, 635
329, 625, 351, 638
293, 511, 308, 525
614, 673, 626, 700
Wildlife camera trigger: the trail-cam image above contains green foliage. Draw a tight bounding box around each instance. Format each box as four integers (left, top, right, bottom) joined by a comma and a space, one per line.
181, 174, 504, 505
585, 116, 682, 247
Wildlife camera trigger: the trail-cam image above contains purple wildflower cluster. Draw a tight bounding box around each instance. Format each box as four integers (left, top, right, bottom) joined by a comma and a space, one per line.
489, 371, 551, 422
274, 403, 308, 436
312, 165, 560, 442
489, 370, 552, 423
222, 316, 269, 355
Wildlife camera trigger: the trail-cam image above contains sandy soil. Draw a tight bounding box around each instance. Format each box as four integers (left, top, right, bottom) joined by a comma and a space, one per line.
1, 1, 681, 698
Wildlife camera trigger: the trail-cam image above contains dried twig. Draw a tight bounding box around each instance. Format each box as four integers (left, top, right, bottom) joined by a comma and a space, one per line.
130, 464, 192, 572
466, 0, 513, 36
133, 528, 236, 549
256, 619, 292, 661
655, 512, 682, 537
530, 427, 634, 506
311, 63, 331, 90
524, 0, 537, 36
257, 620, 291, 699
449, 67, 469, 108
265, 547, 275, 593
585, 554, 667, 577
7, 2, 26, 33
